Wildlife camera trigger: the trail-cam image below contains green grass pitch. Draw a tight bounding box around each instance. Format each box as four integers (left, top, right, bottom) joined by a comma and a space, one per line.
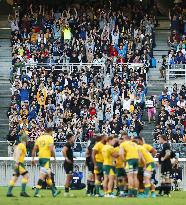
0, 187, 186, 205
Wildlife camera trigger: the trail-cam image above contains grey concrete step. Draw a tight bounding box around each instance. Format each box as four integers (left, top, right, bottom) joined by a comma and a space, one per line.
0, 84, 11, 90
0, 61, 12, 77
0, 107, 9, 119
0, 56, 12, 60
149, 76, 165, 81
0, 78, 10, 83
0, 124, 9, 140
157, 16, 169, 20
144, 20, 169, 144
0, 141, 8, 157
153, 50, 168, 56
0, 96, 11, 108
0, 38, 11, 46
0, 90, 11, 95
0, 29, 11, 39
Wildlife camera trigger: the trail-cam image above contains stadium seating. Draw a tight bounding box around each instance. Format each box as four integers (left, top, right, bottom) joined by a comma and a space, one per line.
6, 1, 158, 156
6, 1, 186, 158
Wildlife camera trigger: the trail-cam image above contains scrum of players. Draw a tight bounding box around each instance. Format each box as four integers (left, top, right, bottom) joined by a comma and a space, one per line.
6, 127, 175, 198
86, 131, 158, 198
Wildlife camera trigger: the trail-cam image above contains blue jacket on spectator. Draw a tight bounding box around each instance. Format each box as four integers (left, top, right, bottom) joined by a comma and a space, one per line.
170, 98, 178, 107
19, 88, 29, 101
175, 55, 185, 64
114, 43, 128, 58
159, 94, 170, 101
169, 58, 177, 65
79, 30, 86, 40
21, 74, 30, 82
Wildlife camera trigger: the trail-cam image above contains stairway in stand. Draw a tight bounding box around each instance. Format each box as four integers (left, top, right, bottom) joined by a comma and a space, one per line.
0, 1, 12, 156
141, 16, 170, 144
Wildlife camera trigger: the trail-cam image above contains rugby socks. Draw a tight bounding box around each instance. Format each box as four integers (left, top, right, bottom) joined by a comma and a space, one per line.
128, 187, 133, 197
139, 189, 144, 194
158, 183, 164, 195
118, 181, 124, 195
86, 180, 91, 194
133, 188, 138, 197
116, 187, 120, 196
21, 178, 28, 193
144, 184, 151, 197
46, 178, 56, 195
107, 190, 113, 195
164, 183, 171, 195
7, 180, 15, 194
65, 187, 70, 193
34, 179, 43, 195
95, 180, 101, 195
87, 180, 94, 195
88, 181, 95, 195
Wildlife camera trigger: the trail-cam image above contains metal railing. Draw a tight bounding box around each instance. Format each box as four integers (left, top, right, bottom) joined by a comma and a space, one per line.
3, 141, 186, 158
166, 64, 186, 86
0, 157, 87, 187
0, 157, 186, 190
153, 143, 186, 158
14, 62, 145, 70
12, 62, 148, 83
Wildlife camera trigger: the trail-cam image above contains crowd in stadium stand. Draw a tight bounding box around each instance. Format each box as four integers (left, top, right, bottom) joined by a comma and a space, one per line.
154, 1, 186, 146
168, 2, 186, 65
6, 1, 157, 155
153, 84, 186, 144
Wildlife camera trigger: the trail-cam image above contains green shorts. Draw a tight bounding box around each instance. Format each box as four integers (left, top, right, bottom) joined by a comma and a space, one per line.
39, 158, 50, 169
146, 162, 155, 172
125, 159, 139, 173
115, 168, 126, 177
103, 165, 115, 176
39, 158, 51, 174
94, 162, 103, 175
13, 162, 28, 177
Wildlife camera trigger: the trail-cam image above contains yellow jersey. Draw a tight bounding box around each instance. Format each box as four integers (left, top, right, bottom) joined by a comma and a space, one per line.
114, 146, 123, 168
120, 141, 139, 160
16, 143, 27, 163
93, 141, 104, 163
35, 134, 54, 159
102, 144, 115, 166
138, 145, 154, 165
143, 143, 153, 153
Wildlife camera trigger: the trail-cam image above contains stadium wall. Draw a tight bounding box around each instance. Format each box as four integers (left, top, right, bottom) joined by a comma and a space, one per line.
0, 157, 186, 190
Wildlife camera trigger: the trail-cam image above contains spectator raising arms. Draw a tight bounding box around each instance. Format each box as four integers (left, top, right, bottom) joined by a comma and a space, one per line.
7, 1, 158, 155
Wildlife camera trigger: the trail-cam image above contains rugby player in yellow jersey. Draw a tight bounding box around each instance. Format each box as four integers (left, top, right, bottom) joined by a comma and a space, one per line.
135, 137, 156, 198
7, 132, 30, 197
102, 136, 118, 197
119, 131, 141, 197
92, 134, 106, 196
138, 137, 157, 198
114, 138, 127, 197
32, 127, 60, 197
142, 138, 157, 157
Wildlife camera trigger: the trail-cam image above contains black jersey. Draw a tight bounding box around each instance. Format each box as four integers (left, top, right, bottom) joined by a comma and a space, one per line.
86, 138, 96, 172
159, 142, 175, 173
88, 138, 96, 153
64, 142, 73, 163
